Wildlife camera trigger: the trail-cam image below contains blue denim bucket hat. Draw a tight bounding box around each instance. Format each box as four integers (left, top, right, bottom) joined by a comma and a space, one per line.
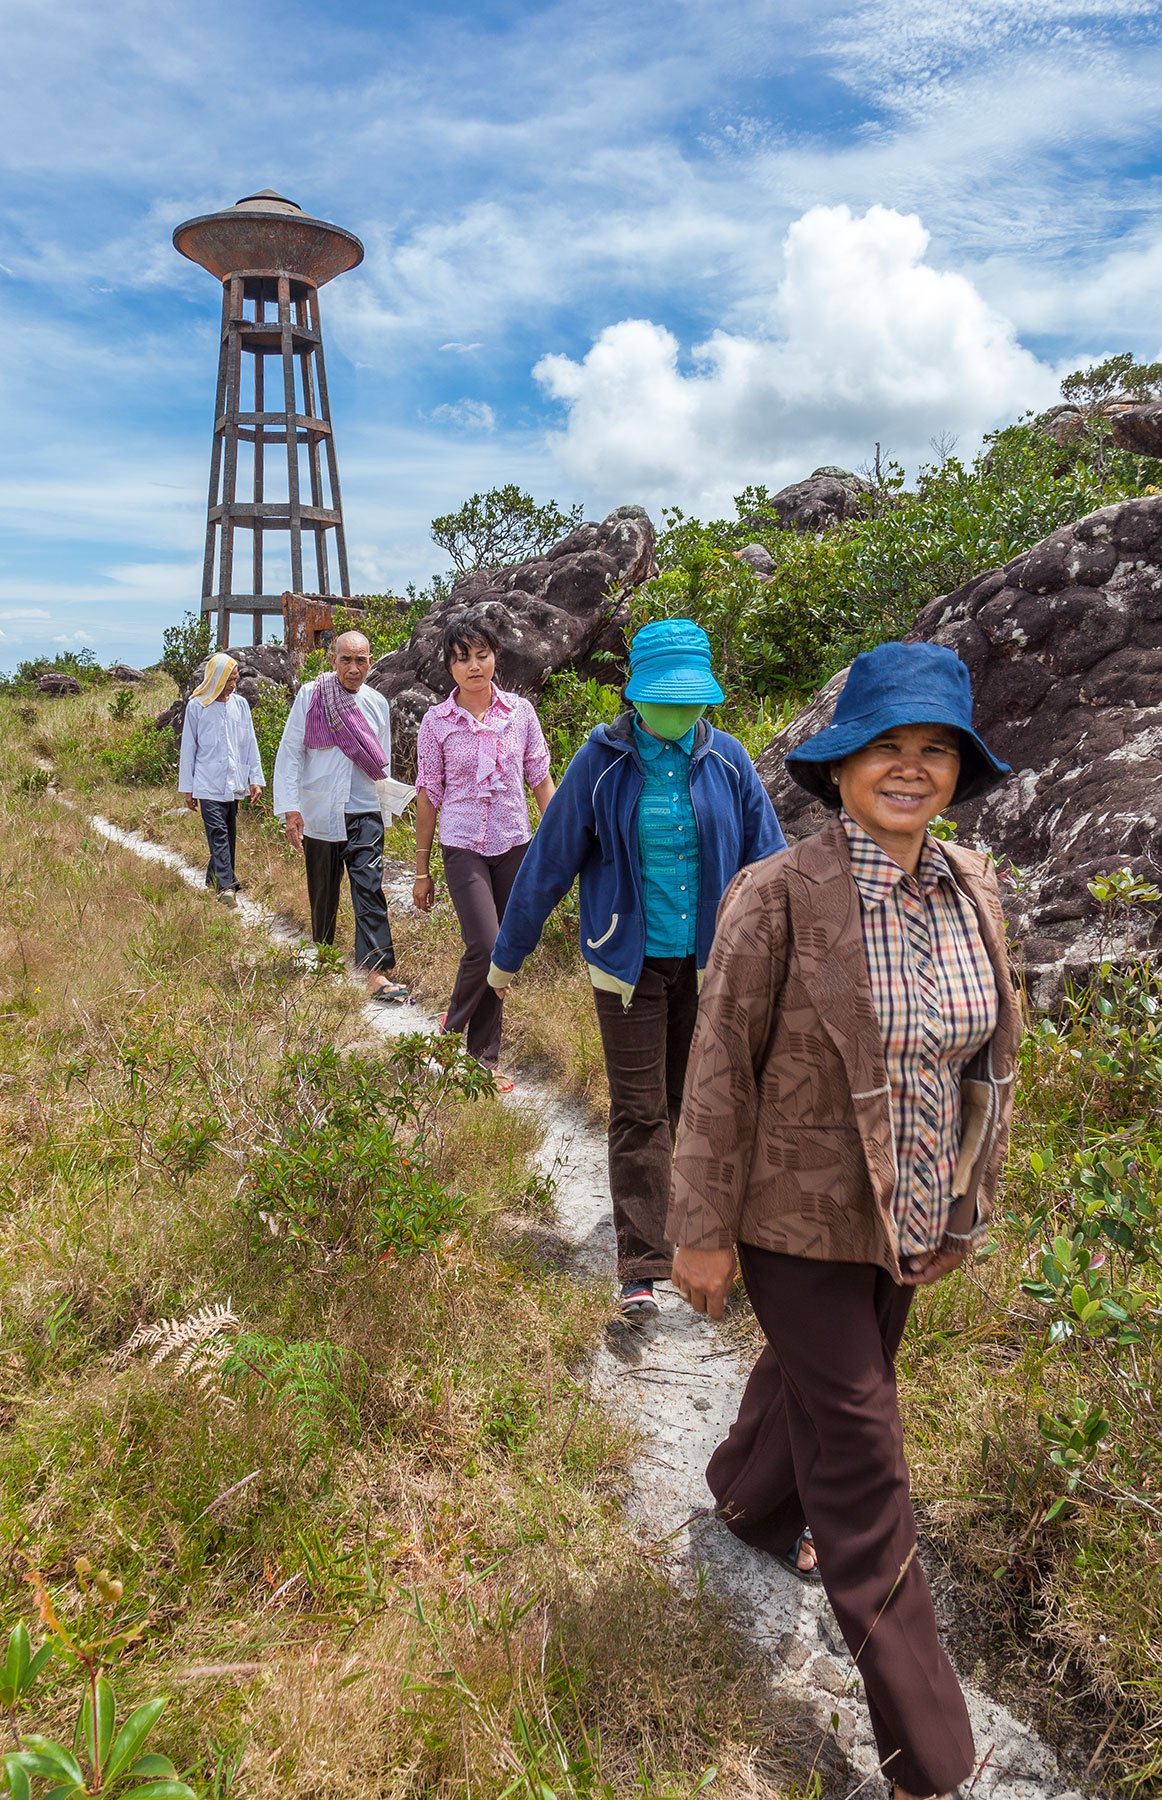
624, 618, 725, 704
785, 640, 1011, 807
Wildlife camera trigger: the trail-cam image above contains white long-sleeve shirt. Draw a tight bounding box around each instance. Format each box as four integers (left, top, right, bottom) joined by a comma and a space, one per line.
272, 679, 392, 843
178, 693, 265, 801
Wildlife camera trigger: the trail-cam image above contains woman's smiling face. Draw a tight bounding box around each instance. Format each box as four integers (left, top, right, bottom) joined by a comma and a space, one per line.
835, 723, 961, 864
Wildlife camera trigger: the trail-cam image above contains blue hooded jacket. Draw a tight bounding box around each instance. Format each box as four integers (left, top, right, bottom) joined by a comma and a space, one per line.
490, 711, 786, 999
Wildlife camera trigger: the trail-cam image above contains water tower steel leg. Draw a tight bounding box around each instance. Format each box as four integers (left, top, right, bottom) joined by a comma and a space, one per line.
252, 339, 265, 641
216, 274, 244, 648
311, 290, 350, 596
278, 275, 304, 598
203, 283, 231, 643
300, 344, 329, 594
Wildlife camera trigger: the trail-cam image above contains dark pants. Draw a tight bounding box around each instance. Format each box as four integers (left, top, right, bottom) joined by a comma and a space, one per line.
303, 812, 395, 973
709, 1247, 975, 1796
200, 798, 239, 892
593, 955, 700, 1282
443, 841, 527, 1068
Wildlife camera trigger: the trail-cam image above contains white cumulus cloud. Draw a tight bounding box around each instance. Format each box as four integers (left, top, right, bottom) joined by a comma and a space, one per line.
534, 203, 1060, 517
429, 399, 497, 432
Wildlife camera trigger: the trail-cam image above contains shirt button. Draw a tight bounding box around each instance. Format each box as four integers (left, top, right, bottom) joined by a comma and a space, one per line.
680, 885, 686, 891
681, 913, 687, 920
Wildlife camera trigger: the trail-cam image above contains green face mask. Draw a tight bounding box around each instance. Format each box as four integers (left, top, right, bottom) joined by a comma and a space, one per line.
636, 702, 707, 741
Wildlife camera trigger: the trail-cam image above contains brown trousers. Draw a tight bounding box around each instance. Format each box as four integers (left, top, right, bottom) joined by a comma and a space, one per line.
593, 955, 700, 1281
709, 1247, 975, 1797
443, 842, 527, 1068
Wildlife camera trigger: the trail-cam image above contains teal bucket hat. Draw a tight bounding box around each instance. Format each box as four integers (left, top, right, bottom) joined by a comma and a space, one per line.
624, 619, 725, 705
785, 640, 1011, 806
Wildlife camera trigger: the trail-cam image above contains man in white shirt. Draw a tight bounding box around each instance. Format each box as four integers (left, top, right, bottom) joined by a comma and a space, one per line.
273, 632, 407, 1002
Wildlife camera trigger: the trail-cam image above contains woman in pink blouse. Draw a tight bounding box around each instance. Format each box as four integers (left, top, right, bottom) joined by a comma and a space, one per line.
413, 609, 555, 1087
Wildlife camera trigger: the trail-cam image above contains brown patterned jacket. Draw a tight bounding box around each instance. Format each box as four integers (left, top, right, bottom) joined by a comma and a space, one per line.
666, 817, 1021, 1280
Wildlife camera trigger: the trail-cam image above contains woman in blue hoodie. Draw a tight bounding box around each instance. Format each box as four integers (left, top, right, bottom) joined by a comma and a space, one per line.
489, 619, 785, 1316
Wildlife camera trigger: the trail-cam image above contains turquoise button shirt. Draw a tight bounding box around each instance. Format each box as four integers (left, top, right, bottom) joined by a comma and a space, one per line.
634, 717, 701, 957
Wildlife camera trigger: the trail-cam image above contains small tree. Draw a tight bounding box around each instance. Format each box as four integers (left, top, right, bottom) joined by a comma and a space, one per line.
1060, 352, 1162, 412
430, 485, 583, 574
160, 611, 213, 691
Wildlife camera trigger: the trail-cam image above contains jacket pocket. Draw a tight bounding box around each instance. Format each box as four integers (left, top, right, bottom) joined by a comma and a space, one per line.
586, 913, 619, 950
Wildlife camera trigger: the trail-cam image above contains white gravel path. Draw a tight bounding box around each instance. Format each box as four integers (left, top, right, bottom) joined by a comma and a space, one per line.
85, 812, 1090, 1800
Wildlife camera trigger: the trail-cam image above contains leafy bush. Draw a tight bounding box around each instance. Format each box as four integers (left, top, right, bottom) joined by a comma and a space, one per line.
100, 723, 179, 786
249, 686, 293, 798
538, 669, 624, 775
242, 1036, 491, 1264
431, 485, 583, 574
159, 611, 212, 691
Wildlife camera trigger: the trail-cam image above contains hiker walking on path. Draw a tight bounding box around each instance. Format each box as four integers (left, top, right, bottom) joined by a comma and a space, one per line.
273, 630, 408, 1004
489, 618, 785, 1316
412, 608, 555, 1090
668, 641, 1021, 1800
178, 651, 264, 908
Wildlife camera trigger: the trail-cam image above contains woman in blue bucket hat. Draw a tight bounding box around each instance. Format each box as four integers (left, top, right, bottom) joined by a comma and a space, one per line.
489, 617, 785, 1307
667, 640, 1020, 1799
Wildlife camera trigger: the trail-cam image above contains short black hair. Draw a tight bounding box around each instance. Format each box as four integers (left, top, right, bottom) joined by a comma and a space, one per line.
442, 608, 500, 675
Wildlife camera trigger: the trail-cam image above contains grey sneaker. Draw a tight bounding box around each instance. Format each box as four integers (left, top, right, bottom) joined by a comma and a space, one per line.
217, 889, 238, 909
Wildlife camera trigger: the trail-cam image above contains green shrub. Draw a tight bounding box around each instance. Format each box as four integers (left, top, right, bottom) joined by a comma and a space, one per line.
250, 687, 293, 797
100, 723, 179, 786
538, 670, 624, 775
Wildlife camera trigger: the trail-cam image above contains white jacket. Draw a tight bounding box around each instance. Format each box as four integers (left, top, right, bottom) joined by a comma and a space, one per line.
178, 693, 264, 801
272, 680, 392, 842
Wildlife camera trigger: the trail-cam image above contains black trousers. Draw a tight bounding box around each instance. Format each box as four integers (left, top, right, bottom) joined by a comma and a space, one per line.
592, 955, 700, 1282
199, 798, 239, 892
302, 811, 395, 973
442, 842, 527, 1067
709, 1248, 975, 1797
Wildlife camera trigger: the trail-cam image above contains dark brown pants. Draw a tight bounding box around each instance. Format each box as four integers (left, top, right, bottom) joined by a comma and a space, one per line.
593, 955, 700, 1282
442, 842, 527, 1068
709, 1247, 975, 1797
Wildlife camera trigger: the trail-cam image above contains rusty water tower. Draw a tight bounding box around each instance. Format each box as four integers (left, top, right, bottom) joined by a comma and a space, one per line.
174, 190, 364, 647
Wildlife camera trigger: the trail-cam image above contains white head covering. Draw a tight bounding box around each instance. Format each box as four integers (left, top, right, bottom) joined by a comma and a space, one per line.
190, 652, 239, 706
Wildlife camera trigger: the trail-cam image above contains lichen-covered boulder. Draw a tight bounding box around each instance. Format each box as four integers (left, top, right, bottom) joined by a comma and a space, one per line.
755, 494, 1162, 1006
37, 673, 82, 697
368, 506, 657, 771
1110, 403, 1162, 458
109, 663, 146, 682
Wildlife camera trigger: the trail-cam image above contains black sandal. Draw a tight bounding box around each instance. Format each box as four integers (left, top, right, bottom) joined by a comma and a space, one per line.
779, 1528, 821, 1582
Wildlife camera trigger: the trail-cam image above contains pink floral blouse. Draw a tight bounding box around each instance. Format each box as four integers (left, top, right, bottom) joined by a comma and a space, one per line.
415, 686, 551, 855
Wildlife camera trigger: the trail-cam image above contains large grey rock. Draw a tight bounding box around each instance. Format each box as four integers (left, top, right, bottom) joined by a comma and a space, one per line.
109, 663, 146, 682
743, 472, 869, 536
755, 495, 1162, 1006
1109, 402, 1162, 458
368, 506, 657, 771
37, 673, 81, 697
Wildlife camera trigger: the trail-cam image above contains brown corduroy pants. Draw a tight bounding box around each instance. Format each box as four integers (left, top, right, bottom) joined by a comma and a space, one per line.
708, 1247, 975, 1797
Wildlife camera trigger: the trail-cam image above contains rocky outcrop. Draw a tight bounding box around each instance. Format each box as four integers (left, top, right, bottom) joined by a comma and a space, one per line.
756, 495, 1162, 1005
109, 663, 146, 682
1110, 403, 1162, 459
37, 673, 81, 697
742, 469, 870, 537
367, 506, 657, 770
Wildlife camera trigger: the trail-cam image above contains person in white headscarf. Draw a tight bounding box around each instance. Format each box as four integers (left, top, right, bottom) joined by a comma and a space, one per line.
178, 652, 265, 907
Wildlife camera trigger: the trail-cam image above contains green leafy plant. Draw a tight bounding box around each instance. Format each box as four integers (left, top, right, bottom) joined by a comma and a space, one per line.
2, 1564, 194, 1800
242, 1037, 490, 1264
99, 725, 179, 788
159, 613, 213, 692
107, 690, 138, 723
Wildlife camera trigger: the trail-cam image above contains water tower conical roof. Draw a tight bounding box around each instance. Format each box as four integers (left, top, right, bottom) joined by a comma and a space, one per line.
173, 190, 364, 287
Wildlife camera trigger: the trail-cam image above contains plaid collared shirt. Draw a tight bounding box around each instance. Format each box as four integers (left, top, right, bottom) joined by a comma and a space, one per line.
842, 811, 998, 1258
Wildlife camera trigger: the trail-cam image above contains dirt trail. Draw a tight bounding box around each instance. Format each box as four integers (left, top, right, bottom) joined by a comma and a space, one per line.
86, 814, 1086, 1800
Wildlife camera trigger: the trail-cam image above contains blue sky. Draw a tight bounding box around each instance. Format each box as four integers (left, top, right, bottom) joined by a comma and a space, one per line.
3, 0, 1162, 668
